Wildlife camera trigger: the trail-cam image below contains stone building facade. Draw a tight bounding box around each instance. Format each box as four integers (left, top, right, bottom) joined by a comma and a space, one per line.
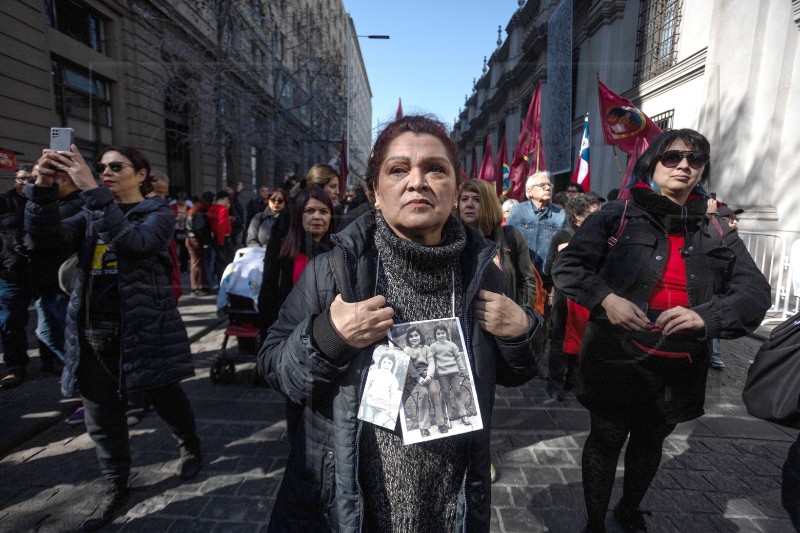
456, 0, 800, 275
1, 0, 371, 197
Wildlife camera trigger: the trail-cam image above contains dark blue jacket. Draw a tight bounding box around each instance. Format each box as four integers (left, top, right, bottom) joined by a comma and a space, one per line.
25, 184, 193, 397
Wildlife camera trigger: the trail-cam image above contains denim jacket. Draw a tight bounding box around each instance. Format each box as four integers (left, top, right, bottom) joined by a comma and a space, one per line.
505, 200, 566, 277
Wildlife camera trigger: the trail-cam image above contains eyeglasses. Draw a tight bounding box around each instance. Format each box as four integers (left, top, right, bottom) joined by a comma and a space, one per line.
532, 183, 553, 190
657, 150, 710, 170
268, 197, 285, 204
95, 161, 132, 173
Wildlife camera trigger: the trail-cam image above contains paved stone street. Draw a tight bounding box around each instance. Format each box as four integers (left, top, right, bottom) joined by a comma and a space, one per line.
1, 309, 797, 531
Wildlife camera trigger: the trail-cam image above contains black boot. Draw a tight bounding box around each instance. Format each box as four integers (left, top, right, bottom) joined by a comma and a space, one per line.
82, 479, 129, 531
613, 501, 650, 532
179, 442, 202, 480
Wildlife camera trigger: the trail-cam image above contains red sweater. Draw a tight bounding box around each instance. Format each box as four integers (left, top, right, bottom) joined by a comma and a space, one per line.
206, 204, 231, 245
648, 233, 689, 310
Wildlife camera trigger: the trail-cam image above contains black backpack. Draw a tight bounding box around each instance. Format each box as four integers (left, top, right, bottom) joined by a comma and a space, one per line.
742, 312, 800, 429
186, 211, 211, 245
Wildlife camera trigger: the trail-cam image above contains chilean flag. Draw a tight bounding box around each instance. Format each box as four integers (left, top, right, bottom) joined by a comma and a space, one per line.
571, 114, 590, 192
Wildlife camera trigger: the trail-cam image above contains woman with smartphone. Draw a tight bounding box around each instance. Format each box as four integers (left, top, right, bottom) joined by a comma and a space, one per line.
27, 145, 202, 531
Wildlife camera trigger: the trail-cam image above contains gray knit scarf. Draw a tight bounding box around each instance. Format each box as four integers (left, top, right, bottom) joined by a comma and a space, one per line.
361, 211, 470, 532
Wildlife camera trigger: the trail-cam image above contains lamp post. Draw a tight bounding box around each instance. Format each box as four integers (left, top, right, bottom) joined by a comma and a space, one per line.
345, 14, 389, 186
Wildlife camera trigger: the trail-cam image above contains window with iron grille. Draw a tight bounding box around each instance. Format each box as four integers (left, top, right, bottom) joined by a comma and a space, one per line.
650, 109, 674, 131
633, 0, 683, 85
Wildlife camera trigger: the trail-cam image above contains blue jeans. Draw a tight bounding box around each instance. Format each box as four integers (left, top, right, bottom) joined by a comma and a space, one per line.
709, 338, 723, 362
35, 292, 68, 362
0, 277, 32, 370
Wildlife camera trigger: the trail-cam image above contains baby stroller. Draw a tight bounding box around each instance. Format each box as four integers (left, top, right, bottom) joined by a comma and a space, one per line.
211, 247, 264, 384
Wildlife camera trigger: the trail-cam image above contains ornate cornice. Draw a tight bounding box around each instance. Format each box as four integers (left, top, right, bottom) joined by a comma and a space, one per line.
583, 0, 627, 39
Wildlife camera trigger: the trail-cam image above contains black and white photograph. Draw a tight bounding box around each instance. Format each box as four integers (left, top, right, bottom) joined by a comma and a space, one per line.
390, 317, 483, 444
356, 345, 409, 430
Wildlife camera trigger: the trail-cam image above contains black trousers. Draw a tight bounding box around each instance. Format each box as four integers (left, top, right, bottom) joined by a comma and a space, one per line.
78, 340, 200, 484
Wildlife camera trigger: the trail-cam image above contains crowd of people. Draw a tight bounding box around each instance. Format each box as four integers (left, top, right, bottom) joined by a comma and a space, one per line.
0, 114, 782, 532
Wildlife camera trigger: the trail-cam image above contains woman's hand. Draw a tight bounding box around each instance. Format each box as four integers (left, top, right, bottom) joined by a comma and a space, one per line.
329, 294, 395, 349
474, 290, 529, 338
37, 145, 96, 191
654, 306, 705, 336
601, 293, 653, 331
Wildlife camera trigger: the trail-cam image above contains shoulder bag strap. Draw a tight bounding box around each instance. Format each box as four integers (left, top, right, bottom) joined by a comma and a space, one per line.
607, 200, 630, 250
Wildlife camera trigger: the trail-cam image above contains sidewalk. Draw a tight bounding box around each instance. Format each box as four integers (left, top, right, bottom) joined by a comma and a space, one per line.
0, 289, 224, 458
1, 322, 797, 531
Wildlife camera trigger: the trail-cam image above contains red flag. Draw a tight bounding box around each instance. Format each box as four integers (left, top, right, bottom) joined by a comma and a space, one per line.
495, 135, 508, 196
396, 98, 403, 121
340, 132, 348, 198
597, 76, 662, 154
478, 135, 495, 183
0, 149, 18, 172
617, 137, 651, 200
571, 114, 590, 192
509, 80, 546, 201
470, 145, 478, 179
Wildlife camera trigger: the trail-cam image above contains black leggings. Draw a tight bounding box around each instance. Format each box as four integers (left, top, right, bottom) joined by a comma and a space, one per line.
582, 412, 675, 528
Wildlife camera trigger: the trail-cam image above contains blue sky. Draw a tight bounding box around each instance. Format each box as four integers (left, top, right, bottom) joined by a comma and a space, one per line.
345, 1, 522, 136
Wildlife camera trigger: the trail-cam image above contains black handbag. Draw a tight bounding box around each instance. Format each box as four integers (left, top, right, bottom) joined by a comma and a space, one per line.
742, 311, 800, 429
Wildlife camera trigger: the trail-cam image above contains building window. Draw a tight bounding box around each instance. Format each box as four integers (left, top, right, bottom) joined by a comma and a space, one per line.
45, 0, 108, 54
650, 109, 674, 131
51, 55, 113, 155
633, 0, 683, 85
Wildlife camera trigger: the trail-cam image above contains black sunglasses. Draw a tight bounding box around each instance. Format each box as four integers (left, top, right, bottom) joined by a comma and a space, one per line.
657, 150, 710, 170
94, 161, 132, 173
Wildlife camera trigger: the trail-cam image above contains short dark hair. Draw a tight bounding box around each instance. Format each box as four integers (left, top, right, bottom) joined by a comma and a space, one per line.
433, 324, 450, 340
564, 193, 603, 225
215, 190, 230, 201
368, 115, 460, 184
102, 146, 153, 196
630, 129, 711, 188
405, 326, 426, 346
378, 352, 396, 372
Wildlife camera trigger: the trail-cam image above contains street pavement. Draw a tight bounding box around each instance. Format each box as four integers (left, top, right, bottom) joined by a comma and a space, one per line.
1, 300, 797, 531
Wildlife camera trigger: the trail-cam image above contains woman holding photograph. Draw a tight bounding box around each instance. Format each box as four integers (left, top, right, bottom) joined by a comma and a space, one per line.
404, 325, 445, 437
430, 324, 470, 427
258, 115, 541, 531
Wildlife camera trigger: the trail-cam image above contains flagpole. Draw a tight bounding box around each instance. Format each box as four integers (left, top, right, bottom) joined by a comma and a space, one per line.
535, 138, 540, 172
611, 146, 624, 183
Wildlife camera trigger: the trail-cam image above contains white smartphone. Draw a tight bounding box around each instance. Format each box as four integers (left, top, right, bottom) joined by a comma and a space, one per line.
49, 127, 74, 152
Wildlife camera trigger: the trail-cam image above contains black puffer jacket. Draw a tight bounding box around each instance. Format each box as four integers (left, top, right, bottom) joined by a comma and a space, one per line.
0, 188, 28, 279
25, 184, 193, 397
26, 188, 83, 296
257, 212, 541, 532
552, 198, 771, 423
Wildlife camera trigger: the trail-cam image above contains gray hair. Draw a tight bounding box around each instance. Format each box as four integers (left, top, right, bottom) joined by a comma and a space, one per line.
151, 170, 170, 184
524, 171, 551, 199
502, 198, 519, 213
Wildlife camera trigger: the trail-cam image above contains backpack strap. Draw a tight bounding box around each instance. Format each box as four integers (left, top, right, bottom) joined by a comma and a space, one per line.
328, 246, 354, 302
501, 225, 519, 265
710, 215, 724, 239
607, 200, 629, 250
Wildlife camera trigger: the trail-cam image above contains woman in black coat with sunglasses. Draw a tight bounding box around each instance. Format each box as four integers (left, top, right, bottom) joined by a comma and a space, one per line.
552, 129, 770, 532
28, 145, 202, 531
